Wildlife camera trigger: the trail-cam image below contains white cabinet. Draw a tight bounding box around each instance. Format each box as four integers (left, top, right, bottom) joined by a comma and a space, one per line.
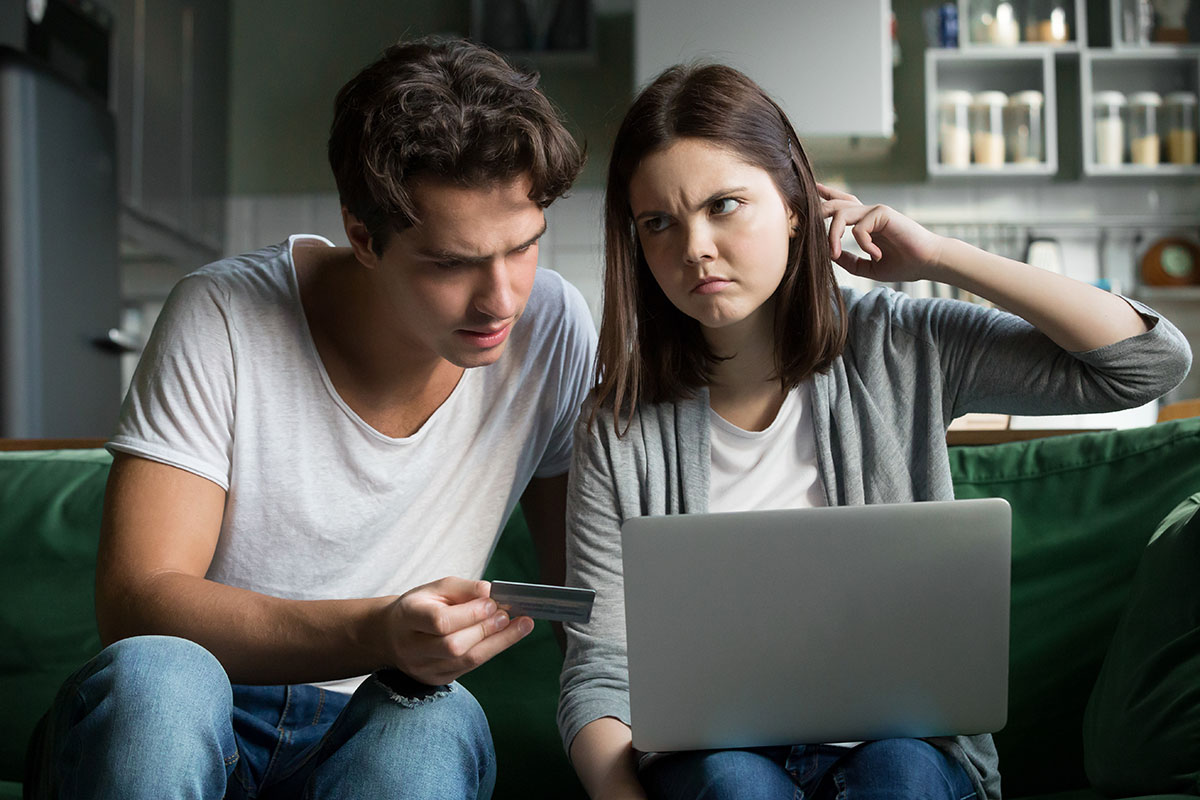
634, 0, 893, 139
108, 0, 229, 264
925, 49, 1058, 175
1081, 50, 1200, 175
925, 0, 1200, 178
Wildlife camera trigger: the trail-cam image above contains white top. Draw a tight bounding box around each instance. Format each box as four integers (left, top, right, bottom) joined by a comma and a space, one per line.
110, 235, 597, 692
708, 382, 826, 513
972, 91, 1009, 108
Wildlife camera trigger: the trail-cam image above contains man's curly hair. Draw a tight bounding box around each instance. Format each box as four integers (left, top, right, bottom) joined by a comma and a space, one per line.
328, 37, 584, 255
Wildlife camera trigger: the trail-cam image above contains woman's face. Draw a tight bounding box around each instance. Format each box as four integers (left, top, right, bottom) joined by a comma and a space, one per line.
628, 137, 797, 335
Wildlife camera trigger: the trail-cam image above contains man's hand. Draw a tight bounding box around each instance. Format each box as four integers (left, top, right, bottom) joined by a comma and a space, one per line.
381, 576, 534, 685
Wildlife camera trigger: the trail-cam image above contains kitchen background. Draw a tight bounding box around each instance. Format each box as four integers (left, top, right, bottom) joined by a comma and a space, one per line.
2, 0, 1199, 437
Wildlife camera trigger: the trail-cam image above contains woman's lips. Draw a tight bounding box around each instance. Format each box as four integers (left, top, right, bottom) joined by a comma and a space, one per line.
458, 323, 512, 348
692, 278, 732, 295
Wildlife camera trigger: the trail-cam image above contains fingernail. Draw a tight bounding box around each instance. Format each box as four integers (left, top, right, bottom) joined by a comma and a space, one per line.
484, 599, 497, 615
518, 618, 534, 635
495, 613, 510, 630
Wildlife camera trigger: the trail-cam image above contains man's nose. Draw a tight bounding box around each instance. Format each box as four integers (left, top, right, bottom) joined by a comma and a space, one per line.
475, 258, 519, 320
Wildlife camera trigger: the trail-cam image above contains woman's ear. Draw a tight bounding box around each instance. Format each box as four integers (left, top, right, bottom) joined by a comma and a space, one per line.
788, 209, 800, 239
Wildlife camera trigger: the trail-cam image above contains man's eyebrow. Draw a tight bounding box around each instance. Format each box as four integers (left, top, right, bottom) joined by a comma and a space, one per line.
417, 220, 549, 263
633, 187, 748, 221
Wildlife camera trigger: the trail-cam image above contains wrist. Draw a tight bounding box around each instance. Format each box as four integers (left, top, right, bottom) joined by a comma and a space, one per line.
925, 235, 970, 284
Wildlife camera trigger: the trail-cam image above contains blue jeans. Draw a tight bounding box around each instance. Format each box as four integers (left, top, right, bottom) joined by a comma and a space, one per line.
641, 740, 978, 800
29, 635, 496, 799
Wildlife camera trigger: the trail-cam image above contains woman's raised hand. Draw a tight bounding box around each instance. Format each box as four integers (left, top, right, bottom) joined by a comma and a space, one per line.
818, 183, 945, 283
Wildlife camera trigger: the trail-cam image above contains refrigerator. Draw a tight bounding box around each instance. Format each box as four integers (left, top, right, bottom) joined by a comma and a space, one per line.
0, 46, 123, 438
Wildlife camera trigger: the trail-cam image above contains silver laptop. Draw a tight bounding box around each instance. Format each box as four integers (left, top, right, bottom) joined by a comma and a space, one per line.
620, 498, 1011, 752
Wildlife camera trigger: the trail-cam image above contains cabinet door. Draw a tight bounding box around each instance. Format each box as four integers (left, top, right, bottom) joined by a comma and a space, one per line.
634, 0, 893, 138
140, 0, 186, 232
187, 0, 229, 249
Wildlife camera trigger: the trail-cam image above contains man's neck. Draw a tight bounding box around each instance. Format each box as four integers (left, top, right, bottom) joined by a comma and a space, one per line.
295, 246, 464, 438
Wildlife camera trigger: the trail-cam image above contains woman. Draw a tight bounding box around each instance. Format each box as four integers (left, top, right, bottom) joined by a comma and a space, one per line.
557, 63, 1190, 800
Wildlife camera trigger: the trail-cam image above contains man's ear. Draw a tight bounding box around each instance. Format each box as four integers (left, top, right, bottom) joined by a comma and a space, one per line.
342, 208, 379, 268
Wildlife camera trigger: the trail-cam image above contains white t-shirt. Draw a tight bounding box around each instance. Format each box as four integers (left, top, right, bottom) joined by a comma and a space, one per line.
109, 235, 597, 691
709, 382, 826, 513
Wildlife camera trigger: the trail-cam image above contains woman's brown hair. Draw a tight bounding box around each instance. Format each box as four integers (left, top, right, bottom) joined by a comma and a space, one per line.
592, 63, 847, 428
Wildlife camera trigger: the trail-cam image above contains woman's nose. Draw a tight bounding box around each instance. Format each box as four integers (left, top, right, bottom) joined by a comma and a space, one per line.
683, 223, 716, 265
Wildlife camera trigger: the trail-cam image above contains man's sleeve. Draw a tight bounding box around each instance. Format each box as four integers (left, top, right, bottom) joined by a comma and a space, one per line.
533, 277, 598, 479
106, 273, 236, 490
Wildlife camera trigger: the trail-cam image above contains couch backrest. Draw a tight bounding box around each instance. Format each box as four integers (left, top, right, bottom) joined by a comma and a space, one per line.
949, 417, 1200, 797
0, 448, 110, 782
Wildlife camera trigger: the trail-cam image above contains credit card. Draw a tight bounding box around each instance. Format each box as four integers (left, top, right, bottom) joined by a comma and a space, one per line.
489, 580, 596, 624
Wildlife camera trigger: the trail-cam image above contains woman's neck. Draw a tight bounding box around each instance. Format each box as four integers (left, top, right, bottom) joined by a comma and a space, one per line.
704, 301, 786, 432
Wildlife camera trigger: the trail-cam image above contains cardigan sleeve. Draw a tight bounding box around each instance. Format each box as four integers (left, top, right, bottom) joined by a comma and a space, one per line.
556, 410, 635, 754
857, 288, 1192, 423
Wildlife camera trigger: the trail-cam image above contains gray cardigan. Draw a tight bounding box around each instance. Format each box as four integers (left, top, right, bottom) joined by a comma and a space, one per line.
558, 286, 1191, 799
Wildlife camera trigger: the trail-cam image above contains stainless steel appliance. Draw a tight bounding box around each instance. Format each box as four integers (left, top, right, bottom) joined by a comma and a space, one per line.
0, 45, 123, 437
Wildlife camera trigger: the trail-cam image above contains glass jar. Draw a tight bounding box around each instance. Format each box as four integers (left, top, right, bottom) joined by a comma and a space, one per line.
1128, 91, 1163, 166
1093, 91, 1127, 166
938, 90, 973, 168
1024, 0, 1070, 42
968, 0, 1021, 44
1006, 90, 1045, 164
1164, 91, 1197, 165
971, 91, 1008, 167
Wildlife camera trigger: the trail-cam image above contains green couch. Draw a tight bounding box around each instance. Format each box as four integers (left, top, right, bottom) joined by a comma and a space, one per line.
3, 418, 1200, 799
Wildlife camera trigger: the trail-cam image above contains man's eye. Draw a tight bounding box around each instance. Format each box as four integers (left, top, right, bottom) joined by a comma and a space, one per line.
711, 198, 740, 215
435, 260, 464, 270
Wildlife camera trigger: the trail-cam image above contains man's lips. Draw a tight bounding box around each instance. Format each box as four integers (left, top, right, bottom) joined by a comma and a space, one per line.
692, 277, 732, 295
457, 323, 512, 348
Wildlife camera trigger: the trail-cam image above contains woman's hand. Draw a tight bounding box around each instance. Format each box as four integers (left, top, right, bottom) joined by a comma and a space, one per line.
819, 183, 946, 283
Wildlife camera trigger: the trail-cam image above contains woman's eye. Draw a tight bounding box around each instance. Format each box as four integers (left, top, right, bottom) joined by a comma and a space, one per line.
642, 217, 670, 233
711, 198, 740, 215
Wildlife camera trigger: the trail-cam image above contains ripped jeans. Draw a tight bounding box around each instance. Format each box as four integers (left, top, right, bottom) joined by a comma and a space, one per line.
28, 635, 496, 799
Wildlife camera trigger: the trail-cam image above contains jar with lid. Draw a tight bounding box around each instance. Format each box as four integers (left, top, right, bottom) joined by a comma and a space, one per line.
971, 91, 1008, 167
938, 90, 973, 167
1128, 91, 1163, 166
1006, 90, 1045, 164
1024, 0, 1070, 43
968, 0, 1020, 44
1092, 91, 1127, 166
1164, 91, 1197, 165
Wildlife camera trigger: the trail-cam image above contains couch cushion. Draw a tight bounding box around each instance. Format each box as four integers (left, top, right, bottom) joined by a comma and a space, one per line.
948, 417, 1200, 797
1082, 492, 1200, 796
0, 449, 111, 783
462, 505, 587, 798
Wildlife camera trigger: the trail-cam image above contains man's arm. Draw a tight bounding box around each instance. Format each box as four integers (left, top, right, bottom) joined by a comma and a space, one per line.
96, 453, 533, 686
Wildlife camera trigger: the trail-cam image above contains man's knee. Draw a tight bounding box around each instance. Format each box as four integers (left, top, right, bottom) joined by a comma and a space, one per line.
90, 635, 231, 710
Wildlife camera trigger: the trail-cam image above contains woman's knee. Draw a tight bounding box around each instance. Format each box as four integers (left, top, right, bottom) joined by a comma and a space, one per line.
837, 739, 975, 799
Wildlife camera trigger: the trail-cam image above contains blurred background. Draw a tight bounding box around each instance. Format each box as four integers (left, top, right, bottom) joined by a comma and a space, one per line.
2, 0, 1199, 438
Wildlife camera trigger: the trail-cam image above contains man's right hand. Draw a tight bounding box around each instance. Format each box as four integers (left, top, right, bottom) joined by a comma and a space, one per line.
381, 576, 534, 685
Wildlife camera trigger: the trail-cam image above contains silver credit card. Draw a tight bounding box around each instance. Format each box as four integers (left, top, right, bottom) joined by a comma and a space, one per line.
489, 580, 596, 624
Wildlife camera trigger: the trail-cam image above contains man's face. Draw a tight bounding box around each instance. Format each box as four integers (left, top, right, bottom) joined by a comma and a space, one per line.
370, 175, 546, 370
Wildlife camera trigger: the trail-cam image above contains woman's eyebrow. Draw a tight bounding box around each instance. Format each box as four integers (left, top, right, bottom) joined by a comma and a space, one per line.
633, 186, 748, 221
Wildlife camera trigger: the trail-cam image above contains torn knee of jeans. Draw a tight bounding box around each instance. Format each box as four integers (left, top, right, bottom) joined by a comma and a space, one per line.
373, 669, 453, 707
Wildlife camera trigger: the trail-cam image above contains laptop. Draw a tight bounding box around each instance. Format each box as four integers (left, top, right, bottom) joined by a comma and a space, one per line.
620, 498, 1011, 752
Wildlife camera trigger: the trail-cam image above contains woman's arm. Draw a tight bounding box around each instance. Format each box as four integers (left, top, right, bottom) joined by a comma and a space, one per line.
820, 183, 1148, 352
570, 718, 648, 800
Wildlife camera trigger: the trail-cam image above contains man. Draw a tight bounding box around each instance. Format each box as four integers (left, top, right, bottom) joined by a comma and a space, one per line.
31, 37, 594, 798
